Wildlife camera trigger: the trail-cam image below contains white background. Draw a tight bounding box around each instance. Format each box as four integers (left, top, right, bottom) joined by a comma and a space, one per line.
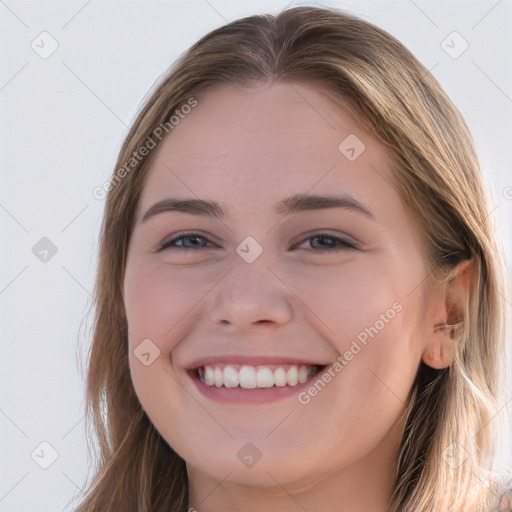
1, 1, 511, 510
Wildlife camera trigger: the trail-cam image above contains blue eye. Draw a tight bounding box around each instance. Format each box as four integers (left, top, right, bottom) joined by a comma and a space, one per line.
295, 233, 359, 251
158, 232, 213, 251
158, 231, 358, 252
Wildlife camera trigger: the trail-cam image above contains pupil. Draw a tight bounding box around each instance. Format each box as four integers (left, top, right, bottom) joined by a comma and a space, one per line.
187, 237, 201, 247
315, 236, 333, 248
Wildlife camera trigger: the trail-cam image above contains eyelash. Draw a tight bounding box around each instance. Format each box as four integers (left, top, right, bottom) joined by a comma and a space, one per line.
158, 231, 359, 252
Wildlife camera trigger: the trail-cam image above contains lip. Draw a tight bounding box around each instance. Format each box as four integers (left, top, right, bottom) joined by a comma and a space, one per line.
186, 360, 330, 404
186, 355, 331, 370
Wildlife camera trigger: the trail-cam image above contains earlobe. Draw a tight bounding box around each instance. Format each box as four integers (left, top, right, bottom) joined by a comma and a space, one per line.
422, 322, 458, 369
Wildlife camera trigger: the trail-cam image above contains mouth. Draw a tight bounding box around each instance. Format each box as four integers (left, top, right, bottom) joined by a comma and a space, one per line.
185, 356, 332, 404
194, 363, 325, 389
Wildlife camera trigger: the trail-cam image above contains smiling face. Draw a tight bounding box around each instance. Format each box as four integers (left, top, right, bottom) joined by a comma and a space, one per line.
123, 81, 435, 489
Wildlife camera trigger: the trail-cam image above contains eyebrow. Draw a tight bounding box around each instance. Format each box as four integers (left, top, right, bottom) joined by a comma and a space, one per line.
140, 193, 376, 223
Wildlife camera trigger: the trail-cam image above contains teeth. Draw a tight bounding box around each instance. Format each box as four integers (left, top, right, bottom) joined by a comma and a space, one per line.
256, 367, 274, 388
274, 367, 287, 387
204, 366, 215, 386
197, 364, 318, 388
214, 367, 223, 388
298, 365, 309, 384
239, 366, 256, 389
286, 366, 298, 386
224, 366, 239, 388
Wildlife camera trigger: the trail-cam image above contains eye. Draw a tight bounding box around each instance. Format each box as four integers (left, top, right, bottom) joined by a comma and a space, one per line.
157, 231, 359, 253
158, 232, 214, 251
293, 232, 359, 252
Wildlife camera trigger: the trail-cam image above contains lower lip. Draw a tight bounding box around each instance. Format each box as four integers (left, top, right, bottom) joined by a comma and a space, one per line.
187, 368, 326, 404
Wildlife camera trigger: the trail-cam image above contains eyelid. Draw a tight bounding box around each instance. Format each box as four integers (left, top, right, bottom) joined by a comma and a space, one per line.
157, 230, 217, 252
158, 230, 360, 252
291, 230, 360, 250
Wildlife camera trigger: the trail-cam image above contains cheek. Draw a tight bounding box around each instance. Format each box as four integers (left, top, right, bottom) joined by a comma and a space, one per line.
124, 262, 197, 440
124, 262, 220, 420
290, 259, 422, 402
289, 259, 405, 345
124, 262, 213, 348
123, 263, 203, 406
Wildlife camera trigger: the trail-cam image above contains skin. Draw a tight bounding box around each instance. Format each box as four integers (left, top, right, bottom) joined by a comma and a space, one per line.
123, 81, 471, 512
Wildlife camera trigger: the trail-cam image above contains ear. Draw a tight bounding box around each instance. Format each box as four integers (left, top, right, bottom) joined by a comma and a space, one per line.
422, 259, 474, 369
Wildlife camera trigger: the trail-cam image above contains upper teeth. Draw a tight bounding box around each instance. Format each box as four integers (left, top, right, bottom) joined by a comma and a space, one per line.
197, 364, 317, 388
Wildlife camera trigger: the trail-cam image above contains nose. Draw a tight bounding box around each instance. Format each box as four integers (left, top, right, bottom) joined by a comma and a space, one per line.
208, 255, 294, 330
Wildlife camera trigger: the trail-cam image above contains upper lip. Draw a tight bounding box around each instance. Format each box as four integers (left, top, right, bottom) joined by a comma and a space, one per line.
186, 355, 332, 370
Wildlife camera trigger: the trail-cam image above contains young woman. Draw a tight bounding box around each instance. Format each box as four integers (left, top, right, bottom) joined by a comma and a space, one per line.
74, 6, 511, 512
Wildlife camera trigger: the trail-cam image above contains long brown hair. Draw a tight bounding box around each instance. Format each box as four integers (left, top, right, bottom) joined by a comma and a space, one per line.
72, 6, 510, 511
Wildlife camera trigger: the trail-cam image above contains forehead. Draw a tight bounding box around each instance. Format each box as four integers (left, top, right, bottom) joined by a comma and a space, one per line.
138, 81, 401, 221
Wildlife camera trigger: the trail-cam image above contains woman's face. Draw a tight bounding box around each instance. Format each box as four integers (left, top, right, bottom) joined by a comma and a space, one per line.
123, 81, 434, 487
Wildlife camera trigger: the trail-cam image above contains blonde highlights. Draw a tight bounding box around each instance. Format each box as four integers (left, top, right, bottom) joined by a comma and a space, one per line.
72, 6, 510, 511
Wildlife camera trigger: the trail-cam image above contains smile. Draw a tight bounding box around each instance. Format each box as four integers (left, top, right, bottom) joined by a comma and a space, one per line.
196, 363, 323, 389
